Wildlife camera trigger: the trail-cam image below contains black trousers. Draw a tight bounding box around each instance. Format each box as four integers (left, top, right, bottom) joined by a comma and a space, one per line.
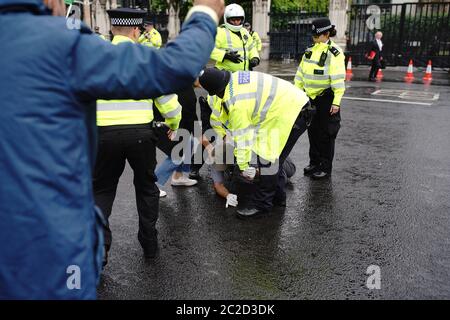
369, 58, 381, 79
191, 96, 213, 172
250, 110, 308, 211
93, 124, 159, 252
307, 89, 341, 173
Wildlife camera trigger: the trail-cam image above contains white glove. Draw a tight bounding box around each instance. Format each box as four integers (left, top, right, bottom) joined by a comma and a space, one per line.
242, 167, 256, 180
225, 193, 238, 208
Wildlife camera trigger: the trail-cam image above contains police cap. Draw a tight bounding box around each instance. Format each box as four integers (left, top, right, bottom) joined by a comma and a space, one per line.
311, 17, 335, 36
107, 8, 146, 27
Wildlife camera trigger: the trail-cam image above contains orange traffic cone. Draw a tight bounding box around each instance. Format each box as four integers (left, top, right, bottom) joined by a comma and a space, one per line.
404, 59, 414, 81
423, 60, 433, 81
376, 68, 383, 80
346, 57, 353, 80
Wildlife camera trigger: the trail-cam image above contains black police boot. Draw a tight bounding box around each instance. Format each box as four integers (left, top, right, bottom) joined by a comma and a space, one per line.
236, 207, 268, 219
311, 171, 330, 180
189, 169, 200, 180
303, 164, 318, 176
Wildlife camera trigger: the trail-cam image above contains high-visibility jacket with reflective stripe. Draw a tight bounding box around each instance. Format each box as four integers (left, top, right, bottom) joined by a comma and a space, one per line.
97, 35, 181, 128
208, 95, 229, 138
249, 31, 262, 52
209, 71, 309, 170
138, 28, 162, 48
210, 26, 259, 72
294, 40, 346, 106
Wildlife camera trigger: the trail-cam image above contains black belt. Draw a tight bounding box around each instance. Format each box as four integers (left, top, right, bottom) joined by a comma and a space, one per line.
98, 122, 153, 132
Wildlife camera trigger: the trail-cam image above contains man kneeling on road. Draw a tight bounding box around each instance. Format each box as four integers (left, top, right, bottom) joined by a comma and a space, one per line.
196, 68, 313, 218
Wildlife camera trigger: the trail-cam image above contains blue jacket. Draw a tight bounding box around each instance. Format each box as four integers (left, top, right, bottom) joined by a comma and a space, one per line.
0, 0, 216, 299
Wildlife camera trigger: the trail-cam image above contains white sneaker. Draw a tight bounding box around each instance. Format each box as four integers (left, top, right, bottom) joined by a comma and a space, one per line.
171, 174, 198, 186
159, 189, 167, 198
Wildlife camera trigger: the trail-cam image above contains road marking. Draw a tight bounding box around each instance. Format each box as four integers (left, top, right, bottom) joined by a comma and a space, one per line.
342, 96, 433, 106
371, 89, 439, 101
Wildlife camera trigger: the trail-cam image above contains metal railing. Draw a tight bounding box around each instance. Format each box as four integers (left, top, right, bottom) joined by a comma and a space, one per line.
347, 2, 450, 67
268, 10, 328, 60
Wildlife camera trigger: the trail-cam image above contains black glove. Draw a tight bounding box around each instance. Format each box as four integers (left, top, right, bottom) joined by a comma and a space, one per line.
223, 51, 243, 64
249, 57, 260, 68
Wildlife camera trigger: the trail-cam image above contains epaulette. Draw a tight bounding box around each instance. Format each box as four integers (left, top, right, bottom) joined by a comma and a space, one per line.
329, 46, 340, 57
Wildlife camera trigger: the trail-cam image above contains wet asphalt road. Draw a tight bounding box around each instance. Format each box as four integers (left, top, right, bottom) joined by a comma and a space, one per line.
97, 76, 450, 300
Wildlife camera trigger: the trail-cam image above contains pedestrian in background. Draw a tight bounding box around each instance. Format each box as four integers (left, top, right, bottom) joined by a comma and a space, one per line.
0, 0, 224, 299
367, 31, 383, 81
295, 17, 345, 180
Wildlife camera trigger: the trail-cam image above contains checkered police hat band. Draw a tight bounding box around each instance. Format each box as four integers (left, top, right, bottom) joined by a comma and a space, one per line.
316, 25, 332, 33
111, 18, 143, 26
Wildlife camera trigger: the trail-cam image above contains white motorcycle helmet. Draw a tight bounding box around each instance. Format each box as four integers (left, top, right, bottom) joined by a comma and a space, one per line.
224, 3, 245, 32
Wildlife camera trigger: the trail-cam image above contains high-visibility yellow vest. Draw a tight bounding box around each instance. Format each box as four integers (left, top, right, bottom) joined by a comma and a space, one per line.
138, 28, 162, 49
249, 31, 262, 52
294, 39, 346, 106
96, 35, 181, 128
210, 26, 260, 72
208, 71, 309, 170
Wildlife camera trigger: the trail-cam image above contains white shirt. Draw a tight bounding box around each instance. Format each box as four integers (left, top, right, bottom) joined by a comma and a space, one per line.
376, 39, 383, 51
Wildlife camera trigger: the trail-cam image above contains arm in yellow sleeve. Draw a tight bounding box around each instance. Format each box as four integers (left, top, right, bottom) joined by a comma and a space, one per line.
329, 53, 346, 106
294, 59, 305, 90
154, 94, 182, 130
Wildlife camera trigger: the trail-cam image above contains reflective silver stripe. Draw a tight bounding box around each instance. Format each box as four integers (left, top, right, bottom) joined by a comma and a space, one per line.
302, 73, 329, 81
211, 108, 221, 118
296, 66, 303, 74
252, 73, 265, 119
295, 75, 302, 82
225, 29, 233, 50
248, 42, 255, 51
224, 92, 257, 109
258, 77, 279, 125
303, 59, 320, 65
97, 101, 152, 112
330, 74, 346, 81
304, 82, 331, 89
208, 96, 215, 107
233, 126, 254, 137
331, 82, 345, 89
156, 94, 176, 105
160, 105, 181, 118
210, 120, 223, 127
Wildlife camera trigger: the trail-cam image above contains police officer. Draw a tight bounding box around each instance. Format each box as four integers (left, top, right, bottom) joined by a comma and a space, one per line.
197, 68, 311, 218
94, 8, 183, 265
295, 17, 346, 179
210, 3, 260, 72
138, 19, 162, 48
244, 22, 262, 55
190, 3, 260, 180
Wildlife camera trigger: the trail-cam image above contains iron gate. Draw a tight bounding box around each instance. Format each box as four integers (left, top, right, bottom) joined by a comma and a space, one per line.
269, 10, 328, 60
347, 2, 450, 68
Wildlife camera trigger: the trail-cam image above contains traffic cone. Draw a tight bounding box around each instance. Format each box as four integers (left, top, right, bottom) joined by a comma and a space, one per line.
404, 59, 414, 81
346, 56, 353, 80
376, 68, 383, 80
423, 60, 433, 81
